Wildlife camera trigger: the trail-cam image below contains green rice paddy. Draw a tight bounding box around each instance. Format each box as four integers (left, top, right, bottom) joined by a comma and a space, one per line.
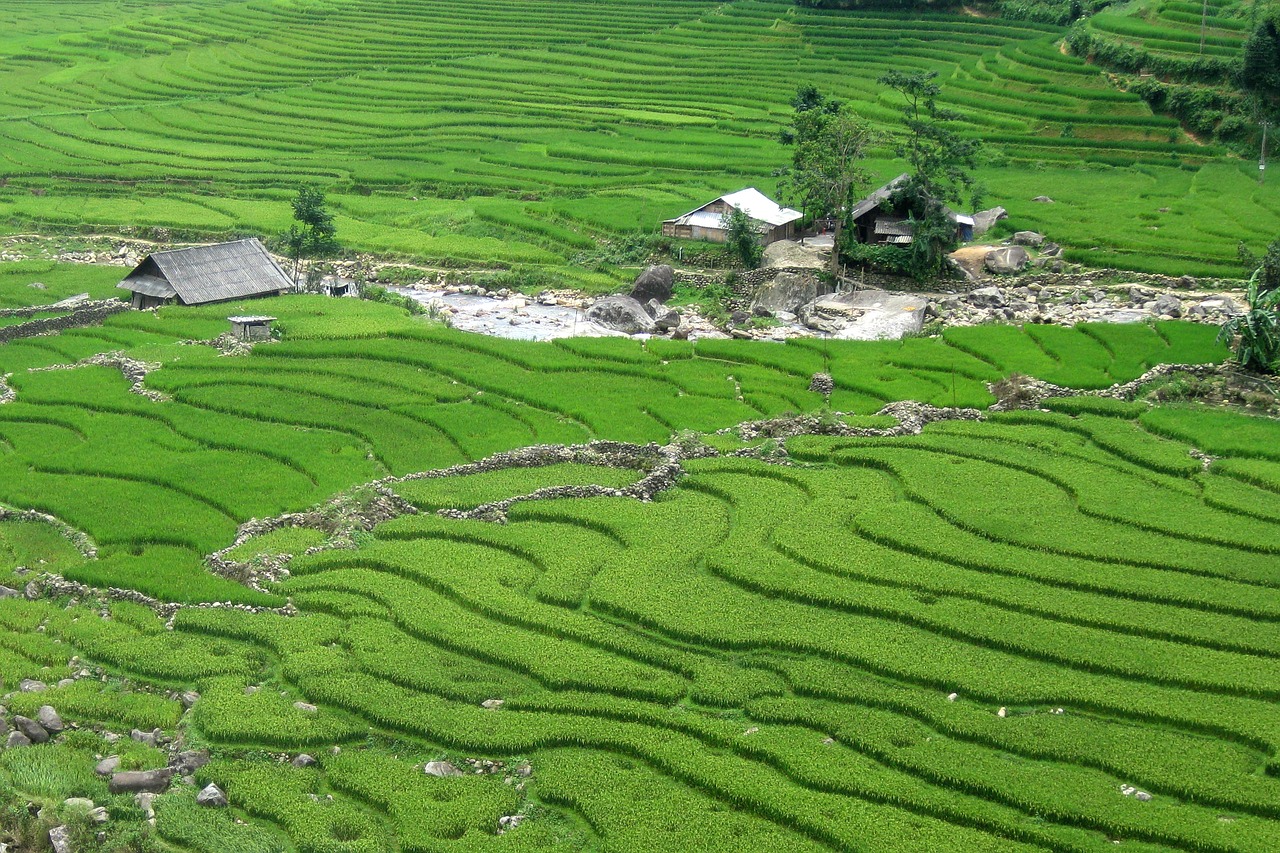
0, 0, 1274, 279
0, 263, 1277, 849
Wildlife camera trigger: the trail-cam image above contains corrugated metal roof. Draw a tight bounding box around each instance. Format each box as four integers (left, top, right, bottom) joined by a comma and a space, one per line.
874, 218, 914, 236
118, 238, 291, 306
664, 187, 802, 229
850, 174, 972, 226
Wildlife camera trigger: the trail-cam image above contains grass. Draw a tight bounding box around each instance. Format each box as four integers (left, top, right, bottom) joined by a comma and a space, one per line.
0, 289, 1273, 849
0, 1, 1272, 278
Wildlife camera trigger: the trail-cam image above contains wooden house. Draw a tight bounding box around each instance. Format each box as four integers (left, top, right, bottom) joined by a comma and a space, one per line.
662, 188, 802, 245
118, 238, 292, 310
849, 175, 974, 246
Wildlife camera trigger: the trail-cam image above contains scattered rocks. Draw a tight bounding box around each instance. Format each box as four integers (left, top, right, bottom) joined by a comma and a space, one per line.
108, 769, 172, 795
1120, 784, 1153, 801
808, 373, 833, 397
498, 814, 526, 833
196, 783, 228, 807
967, 286, 1007, 308
423, 760, 464, 778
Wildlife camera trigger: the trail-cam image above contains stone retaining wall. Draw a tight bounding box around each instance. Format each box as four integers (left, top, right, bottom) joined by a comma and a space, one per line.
0, 300, 129, 343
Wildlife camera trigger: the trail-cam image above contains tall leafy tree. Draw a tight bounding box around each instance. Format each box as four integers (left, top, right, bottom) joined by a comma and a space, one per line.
721, 206, 763, 268
286, 185, 340, 285
778, 87, 875, 277
877, 70, 982, 279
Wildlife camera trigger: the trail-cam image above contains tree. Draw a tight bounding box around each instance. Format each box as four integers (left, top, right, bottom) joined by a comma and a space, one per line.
1218, 264, 1280, 373
1243, 18, 1280, 103
877, 70, 982, 279
285, 185, 339, 286
721, 206, 763, 268
778, 87, 875, 277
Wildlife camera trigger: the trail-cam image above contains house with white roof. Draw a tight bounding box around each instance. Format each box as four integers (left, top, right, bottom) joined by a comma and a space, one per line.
661, 188, 803, 245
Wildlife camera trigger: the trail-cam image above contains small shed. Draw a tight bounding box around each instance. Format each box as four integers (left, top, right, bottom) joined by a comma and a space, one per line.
118, 238, 292, 310
662, 188, 803, 245
849, 175, 974, 246
229, 315, 276, 342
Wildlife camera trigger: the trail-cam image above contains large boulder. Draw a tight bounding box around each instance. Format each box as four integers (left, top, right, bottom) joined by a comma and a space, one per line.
629, 265, 674, 304
652, 305, 682, 332
586, 296, 656, 335
109, 769, 172, 795
12, 716, 49, 744
1011, 231, 1045, 248
751, 272, 818, 316
760, 240, 827, 271
36, 706, 64, 734
971, 207, 1007, 237
984, 246, 1030, 275
1152, 293, 1182, 318
423, 760, 464, 778
196, 783, 228, 808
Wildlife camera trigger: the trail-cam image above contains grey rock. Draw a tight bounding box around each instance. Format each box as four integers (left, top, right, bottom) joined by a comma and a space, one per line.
1153, 294, 1182, 318
1135, 791, 1153, 802
6, 731, 31, 748
808, 373, 834, 396
971, 207, 1007, 237
642, 298, 662, 318
514, 762, 533, 778
196, 783, 227, 807
108, 769, 172, 795
291, 701, 317, 714
967, 286, 1007, 308
1040, 242, 1061, 257
652, 305, 681, 332
95, 756, 121, 776
18, 679, 46, 693
586, 296, 655, 335
291, 753, 317, 768
55, 679, 74, 689
49, 825, 72, 853
1031, 195, 1054, 203
751, 271, 817, 316
130, 728, 159, 747
36, 706, 63, 733
87, 806, 109, 824
23, 580, 41, 600
481, 698, 505, 710
62, 797, 95, 812
423, 760, 464, 778
1177, 275, 1196, 289
179, 691, 200, 709
172, 750, 209, 776
1011, 231, 1045, 247
629, 265, 674, 304
135, 792, 156, 819
13, 716, 48, 744
0, 586, 17, 598
760, 239, 827, 270
984, 247, 1029, 275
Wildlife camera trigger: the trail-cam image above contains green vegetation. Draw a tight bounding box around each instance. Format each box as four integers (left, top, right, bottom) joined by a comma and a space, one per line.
0, 0, 1276, 278
0, 236, 1272, 848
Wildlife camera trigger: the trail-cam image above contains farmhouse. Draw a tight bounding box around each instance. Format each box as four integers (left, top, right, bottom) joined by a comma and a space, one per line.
662, 188, 802, 245
118, 238, 292, 310
849, 174, 974, 246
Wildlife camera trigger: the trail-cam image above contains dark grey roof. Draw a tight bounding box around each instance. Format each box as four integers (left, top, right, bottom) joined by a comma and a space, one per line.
873, 218, 914, 237
849, 174, 910, 221
849, 174, 973, 226
125, 274, 177, 299
118, 238, 291, 305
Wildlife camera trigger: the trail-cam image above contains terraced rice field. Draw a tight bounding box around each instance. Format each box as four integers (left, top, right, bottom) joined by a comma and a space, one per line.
1, 267, 1279, 849
0, 0, 1275, 279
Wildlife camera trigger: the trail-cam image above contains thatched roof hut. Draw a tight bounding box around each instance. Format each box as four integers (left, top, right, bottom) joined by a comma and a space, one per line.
118, 238, 292, 310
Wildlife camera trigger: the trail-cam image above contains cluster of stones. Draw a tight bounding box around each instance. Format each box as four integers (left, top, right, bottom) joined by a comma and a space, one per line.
928, 283, 1241, 328
986, 362, 1226, 411
31, 351, 165, 401
733, 399, 985, 445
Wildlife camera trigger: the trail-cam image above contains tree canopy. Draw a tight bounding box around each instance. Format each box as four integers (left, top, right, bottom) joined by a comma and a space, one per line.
285, 185, 340, 284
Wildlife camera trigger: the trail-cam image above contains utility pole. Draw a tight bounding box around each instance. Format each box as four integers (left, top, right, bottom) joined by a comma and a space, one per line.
1262, 121, 1271, 185
1192, 0, 1203, 54
1198, 0, 1208, 54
